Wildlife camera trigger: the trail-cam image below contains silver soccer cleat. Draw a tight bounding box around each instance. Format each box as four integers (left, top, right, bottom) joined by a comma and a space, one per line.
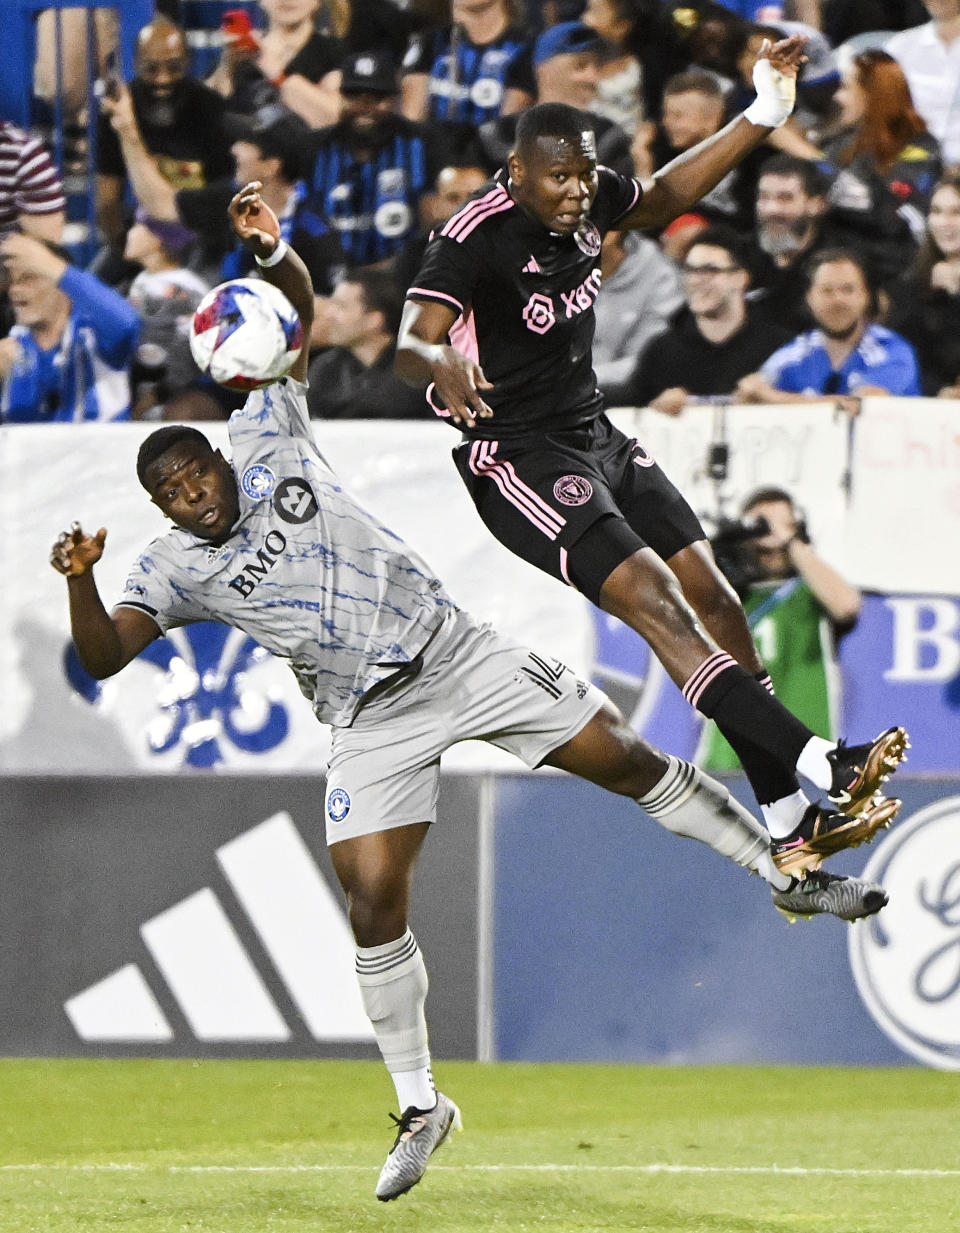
375, 1091, 462, 1202
772, 869, 888, 922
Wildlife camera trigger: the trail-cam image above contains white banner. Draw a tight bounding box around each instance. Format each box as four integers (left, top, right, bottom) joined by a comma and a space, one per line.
608, 402, 851, 565
846, 398, 960, 594
4, 401, 959, 774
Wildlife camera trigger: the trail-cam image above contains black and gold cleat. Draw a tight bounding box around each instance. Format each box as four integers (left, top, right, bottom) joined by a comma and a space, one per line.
771, 797, 902, 877
827, 726, 910, 817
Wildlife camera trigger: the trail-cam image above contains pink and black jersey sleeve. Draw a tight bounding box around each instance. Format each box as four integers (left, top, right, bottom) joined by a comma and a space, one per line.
595, 165, 643, 229
405, 179, 514, 319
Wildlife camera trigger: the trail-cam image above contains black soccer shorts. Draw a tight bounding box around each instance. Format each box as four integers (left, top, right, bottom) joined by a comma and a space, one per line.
452, 414, 706, 605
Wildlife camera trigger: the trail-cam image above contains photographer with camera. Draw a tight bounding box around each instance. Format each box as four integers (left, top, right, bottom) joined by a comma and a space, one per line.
702, 487, 861, 772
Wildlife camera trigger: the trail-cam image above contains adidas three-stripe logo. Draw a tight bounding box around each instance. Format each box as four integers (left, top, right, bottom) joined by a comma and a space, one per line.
64, 812, 374, 1044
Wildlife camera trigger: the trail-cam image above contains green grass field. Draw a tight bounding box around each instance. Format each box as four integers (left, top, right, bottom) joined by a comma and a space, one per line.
1, 1060, 958, 1233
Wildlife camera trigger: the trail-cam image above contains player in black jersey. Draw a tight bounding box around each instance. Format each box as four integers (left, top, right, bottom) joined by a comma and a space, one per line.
396, 36, 910, 866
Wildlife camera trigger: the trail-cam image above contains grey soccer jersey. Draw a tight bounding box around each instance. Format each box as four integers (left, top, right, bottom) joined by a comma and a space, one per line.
117, 378, 457, 726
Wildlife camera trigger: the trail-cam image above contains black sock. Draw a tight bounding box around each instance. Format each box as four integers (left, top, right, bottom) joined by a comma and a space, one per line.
684, 653, 813, 785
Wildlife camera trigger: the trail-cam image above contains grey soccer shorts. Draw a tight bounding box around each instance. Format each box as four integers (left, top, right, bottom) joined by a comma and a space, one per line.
323, 607, 605, 844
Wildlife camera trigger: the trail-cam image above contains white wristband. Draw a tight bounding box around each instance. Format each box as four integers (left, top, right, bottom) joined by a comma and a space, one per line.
743, 56, 795, 128
254, 239, 288, 268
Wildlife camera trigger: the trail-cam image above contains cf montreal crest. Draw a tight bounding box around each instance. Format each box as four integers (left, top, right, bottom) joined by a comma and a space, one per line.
241, 464, 276, 500
574, 222, 601, 257
327, 787, 351, 823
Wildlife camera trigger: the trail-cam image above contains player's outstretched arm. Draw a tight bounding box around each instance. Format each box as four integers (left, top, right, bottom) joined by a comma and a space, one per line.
50, 522, 158, 678
395, 298, 494, 428
228, 180, 314, 383
620, 35, 806, 232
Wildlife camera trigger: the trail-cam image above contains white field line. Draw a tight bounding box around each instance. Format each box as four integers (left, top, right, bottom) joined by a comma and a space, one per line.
2, 1163, 959, 1178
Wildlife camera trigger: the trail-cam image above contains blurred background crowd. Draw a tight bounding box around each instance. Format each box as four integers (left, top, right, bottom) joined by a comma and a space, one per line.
0, 0, 958, 427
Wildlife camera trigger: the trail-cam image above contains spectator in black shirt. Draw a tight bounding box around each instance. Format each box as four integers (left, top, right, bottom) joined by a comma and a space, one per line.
97, 16, 236, 250
308, 51, 452, 267
307, 268, 430, 418
748, 154, 916, 334
104, 96, 346, 302
205, 0, 343, 128
619, 224, 791, 411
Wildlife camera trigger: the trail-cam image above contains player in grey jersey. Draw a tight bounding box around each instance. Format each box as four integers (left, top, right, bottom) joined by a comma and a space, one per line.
51, 184, 888, 1204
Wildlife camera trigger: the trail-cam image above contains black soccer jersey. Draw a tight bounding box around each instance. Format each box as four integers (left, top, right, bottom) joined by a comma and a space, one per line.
407, 168, 642, 439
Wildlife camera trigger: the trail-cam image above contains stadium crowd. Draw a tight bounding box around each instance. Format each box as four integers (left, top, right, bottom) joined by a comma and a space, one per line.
1, 0, 959, 424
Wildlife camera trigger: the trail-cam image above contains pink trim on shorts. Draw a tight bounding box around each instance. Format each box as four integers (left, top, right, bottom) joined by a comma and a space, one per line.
469, 440, 566, 540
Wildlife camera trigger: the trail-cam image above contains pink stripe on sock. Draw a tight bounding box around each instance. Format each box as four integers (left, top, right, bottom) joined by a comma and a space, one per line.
682, 651, 738, 708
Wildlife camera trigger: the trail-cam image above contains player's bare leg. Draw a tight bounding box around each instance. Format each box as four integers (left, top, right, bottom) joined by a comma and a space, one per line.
666, 539, 766, 674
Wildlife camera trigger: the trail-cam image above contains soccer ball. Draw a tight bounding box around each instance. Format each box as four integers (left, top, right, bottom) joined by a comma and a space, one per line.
189, 278, 303, 391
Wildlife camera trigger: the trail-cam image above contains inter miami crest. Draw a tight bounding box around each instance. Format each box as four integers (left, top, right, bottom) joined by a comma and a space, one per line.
574, 222, 601, 257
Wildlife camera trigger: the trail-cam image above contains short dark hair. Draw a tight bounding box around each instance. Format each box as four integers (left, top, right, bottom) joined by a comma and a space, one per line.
136, 425, 213, 487
685, 223, 753, 280
349, 267, 405, 337
758, 154, 831, 199
515, 102, 595, 153
804, 247, 877, 313
741, 485, 794, 513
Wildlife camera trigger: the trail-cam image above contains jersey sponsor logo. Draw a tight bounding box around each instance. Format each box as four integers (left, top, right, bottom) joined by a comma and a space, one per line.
522, 291, 556, 335
227, 529, 288, 597
849, 798, 960, 1069
241, 463, 277, 500
522, 256, 541, 273
553, 474, 594, 506
273, 477, 319, 524
559, 268, 602, 319
327, 787, 351, 823
377, 168, 407, 197
574, 222, 601, 257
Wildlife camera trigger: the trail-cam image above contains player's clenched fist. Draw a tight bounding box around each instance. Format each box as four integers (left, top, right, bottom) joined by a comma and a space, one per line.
50, 522, 107, 577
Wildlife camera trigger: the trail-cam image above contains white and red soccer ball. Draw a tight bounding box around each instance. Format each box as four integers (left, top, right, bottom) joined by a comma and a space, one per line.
189, 278, 303, 391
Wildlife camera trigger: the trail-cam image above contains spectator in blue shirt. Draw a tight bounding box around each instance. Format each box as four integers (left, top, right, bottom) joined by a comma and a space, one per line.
0, 234, 139, 423
735, 248, 921, 412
